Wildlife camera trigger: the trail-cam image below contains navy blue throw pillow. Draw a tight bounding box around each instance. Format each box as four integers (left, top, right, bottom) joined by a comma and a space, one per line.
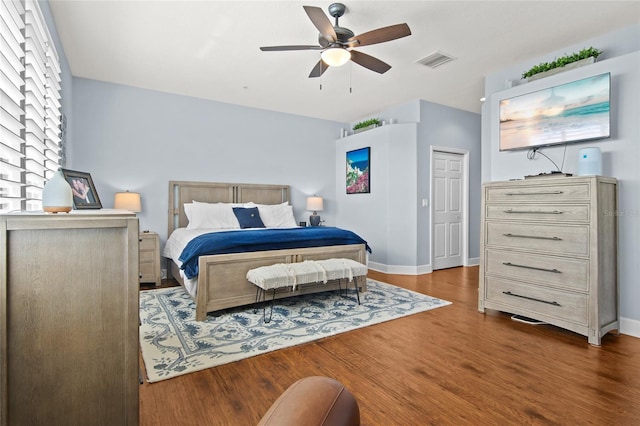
232, 207, 265, 229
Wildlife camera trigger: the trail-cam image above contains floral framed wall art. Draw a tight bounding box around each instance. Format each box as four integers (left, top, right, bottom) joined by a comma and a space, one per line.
346, 147, 370, 194
61, 169, 102, 209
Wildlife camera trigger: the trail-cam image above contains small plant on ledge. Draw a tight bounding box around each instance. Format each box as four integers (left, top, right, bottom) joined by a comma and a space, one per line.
522, 47, 601, 79
353, 118, 382, 132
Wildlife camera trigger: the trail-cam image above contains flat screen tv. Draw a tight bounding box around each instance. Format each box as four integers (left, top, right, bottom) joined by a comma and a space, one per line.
499, 72, 610, 151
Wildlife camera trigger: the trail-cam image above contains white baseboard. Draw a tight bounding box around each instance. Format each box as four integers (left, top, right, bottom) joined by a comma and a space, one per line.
368, 261, 480, 275
381, 259, 479, 273
416, 264, 433, 275
466, 257, 480, 266
368, 262, 432, 275
367, 261, 386, 273
620, 317, 640, 338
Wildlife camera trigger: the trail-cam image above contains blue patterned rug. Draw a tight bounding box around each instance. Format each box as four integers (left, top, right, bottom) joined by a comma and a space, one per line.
139, 279, 451, 382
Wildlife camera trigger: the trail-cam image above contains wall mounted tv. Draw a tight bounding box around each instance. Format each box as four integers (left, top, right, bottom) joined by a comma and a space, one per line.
499, 72, 610, 151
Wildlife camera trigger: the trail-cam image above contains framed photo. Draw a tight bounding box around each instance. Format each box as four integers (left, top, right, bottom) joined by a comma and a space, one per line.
61, 169, 102, 209
346, 147, 370, 194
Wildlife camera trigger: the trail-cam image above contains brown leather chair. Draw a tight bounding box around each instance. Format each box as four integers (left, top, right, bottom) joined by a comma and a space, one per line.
258, 376, 360, 426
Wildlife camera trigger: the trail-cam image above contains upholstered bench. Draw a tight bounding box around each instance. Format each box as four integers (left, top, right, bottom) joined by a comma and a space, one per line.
246, 258, 367, 322
258, 376, 360, 426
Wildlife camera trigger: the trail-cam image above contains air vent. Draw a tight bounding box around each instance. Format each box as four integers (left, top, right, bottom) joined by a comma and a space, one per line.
416, 51, 456, 68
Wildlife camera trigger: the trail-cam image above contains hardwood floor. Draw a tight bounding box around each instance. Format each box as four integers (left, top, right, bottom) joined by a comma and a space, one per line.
139, 267, 640, 425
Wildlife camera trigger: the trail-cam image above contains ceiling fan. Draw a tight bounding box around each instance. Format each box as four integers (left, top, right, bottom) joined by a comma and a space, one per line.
259, 3, 411, 78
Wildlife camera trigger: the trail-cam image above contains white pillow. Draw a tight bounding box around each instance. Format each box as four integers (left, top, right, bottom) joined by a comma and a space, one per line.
193, 200, 244, 207
184, 201, 240, 229
244, 202, 298, 228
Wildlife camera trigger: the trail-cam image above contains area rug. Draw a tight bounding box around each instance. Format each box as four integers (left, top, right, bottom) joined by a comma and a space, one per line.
139, 279, 451, 382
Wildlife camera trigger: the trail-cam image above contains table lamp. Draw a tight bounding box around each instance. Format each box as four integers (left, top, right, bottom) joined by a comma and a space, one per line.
306, 196, 323, 226
114, 190, 142, 213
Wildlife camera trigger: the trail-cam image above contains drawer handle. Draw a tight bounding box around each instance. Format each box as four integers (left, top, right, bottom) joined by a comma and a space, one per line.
503, 209, 563, 215
503, 262, 561, 274
505, 191, 564, 196
503, 291, 561, 307
503, 233, 562, 241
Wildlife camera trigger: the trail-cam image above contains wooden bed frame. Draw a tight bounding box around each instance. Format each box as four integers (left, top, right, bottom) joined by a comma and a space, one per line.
167, 181, 368, 320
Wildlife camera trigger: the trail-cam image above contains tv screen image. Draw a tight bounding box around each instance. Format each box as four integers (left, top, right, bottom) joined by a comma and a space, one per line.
499, 73, 610, 151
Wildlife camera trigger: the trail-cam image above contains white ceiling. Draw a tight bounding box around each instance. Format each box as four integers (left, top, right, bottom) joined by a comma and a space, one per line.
48, 1, 640, 123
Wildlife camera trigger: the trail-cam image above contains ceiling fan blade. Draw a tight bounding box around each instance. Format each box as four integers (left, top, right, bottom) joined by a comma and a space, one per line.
303, 5, 337, 43
260, 45, 323, 51
350, 50, 391, 74
309, 59, 330, 78
348, 23, 411, 47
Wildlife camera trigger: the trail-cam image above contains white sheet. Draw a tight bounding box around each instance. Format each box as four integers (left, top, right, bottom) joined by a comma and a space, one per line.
162, 228, 228, 298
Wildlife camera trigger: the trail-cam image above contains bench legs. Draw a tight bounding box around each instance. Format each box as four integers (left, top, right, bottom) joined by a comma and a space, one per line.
253, 278, 364, 324
254, 287, 277, 323
337, 277, 362, 305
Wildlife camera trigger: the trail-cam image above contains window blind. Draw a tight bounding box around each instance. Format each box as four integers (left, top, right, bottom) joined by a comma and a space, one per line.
0, 0, 62, 213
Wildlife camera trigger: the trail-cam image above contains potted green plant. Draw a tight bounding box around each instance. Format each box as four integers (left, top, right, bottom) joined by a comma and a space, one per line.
522, 47, 601, 81
353, 118, 382, 133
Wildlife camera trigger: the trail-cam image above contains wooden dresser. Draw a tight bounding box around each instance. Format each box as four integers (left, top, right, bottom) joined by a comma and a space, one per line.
0, 212, 139, 425
478, 176, 618, 346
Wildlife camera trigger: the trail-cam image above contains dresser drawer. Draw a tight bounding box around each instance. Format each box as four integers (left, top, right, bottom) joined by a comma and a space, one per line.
139, 235, 157, 251
139, 261, 157, 278
485, 277, 587, 324
485, 183, 590, 203
140, 249, 156, 262
485, 204, 589, 222
486, 222, 589, 256
485, 249, 588, 291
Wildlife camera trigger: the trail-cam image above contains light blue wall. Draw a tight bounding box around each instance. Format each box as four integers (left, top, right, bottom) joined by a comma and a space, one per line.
71, 78, 480, 275
418, 101, 482, 265
342, 100, 481, 272
481, 24, 640, 333
336, 123, 419, 271
71, 78, 344, 243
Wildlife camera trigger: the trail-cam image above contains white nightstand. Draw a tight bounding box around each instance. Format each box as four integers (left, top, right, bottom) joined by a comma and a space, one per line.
139, 231, 161, 286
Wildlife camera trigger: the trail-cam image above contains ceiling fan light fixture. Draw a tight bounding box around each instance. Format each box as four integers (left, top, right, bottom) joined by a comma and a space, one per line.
321, 47, 351, 67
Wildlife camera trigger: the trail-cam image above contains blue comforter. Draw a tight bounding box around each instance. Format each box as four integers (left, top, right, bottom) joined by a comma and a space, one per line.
178, 227, 371, 279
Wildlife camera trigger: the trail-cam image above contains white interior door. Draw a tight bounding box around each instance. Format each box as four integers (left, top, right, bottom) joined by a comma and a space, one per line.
432, 151, 463, 270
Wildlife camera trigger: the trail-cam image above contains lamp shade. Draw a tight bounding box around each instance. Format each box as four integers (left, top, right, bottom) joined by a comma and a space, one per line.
306, 196, 324, 212
321, 47, 351, 67
114, 191, 141, 212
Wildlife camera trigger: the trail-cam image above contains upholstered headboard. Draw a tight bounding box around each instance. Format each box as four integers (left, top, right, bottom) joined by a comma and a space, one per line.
168, 181, 290, 235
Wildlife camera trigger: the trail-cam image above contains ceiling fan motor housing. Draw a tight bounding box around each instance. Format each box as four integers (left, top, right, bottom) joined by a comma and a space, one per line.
319, 26, 354, 46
